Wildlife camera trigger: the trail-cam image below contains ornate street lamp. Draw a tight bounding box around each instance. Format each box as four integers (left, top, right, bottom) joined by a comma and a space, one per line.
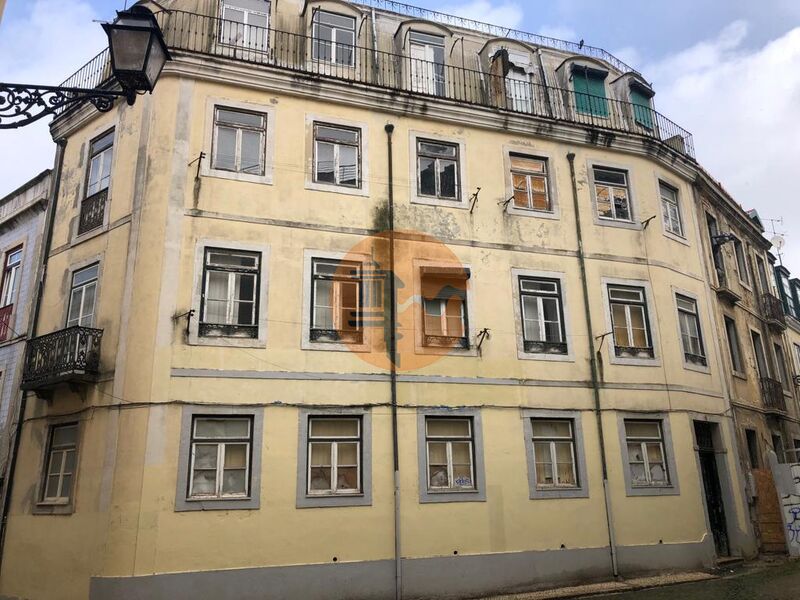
0, 7, 170, 129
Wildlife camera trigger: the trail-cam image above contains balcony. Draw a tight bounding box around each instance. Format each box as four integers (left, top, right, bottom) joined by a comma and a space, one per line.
77, 189, 107, 235
0, 304, 13, 342
760, 377, 786, 414
57, 10, 695, 161
715, 268, 741, 305
760, 293, 787, 331
21, 326, 103, 392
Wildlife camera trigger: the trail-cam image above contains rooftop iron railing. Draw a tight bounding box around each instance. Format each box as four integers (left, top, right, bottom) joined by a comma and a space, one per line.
353, 0, 640, 75
55, 10, 694, 159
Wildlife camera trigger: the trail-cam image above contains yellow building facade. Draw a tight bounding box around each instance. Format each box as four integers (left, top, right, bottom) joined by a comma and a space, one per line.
0, 1, 759, 598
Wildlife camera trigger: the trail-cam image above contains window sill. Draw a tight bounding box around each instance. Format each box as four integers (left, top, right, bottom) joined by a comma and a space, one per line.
200, 166, 273, 186
626, 484, 680, 497
188, 334, 266, 349
663, 229, 690, 247
71, 222, 109, 247
517, 349, 575, 363
32, 501, 74, 515
683, 361, 711, 375
305, 180, 369, 198
530, 486, 589, 500
410, 194, 468, 210
732, 371, 748, 381
420, 488, 486, 504
596, 217, 642, 231
506, 206, 560, 220
609, 353, 661, 367
296, 492, 371, 508
175, 495, 259, 511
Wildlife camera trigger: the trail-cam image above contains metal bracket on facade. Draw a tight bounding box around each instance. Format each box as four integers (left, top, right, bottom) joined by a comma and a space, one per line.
595, 331, 613, 352
188, 152, 206, 180
476, 328, 491, 353
498, 195, 513, 210
640, 215, 656, 229
0, 83, 129, 129
469, 187, 482, 214
174, 309, 196, 338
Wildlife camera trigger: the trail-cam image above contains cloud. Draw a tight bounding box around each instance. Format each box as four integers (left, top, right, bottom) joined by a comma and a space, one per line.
439, 0, 523, 31
646, 22, 800, 271
0, 0, 106, 195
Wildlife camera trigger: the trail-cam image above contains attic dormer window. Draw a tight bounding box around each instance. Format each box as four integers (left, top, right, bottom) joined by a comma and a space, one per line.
505, 50, 533, 113
220, 0, 270, 51
629, 84, 654, 129
572, 66, 608, 117
409, 31, 446, 96
312, 10, 356, 66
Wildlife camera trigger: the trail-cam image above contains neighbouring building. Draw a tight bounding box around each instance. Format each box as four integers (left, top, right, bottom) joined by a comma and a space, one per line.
0, 170, 51, 487
0, 1, 761, 599
696, 176, 800, 555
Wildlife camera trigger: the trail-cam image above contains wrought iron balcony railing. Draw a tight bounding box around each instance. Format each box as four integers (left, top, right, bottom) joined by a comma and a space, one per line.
57, 10, 695, 160
760, 376, 786, 413
77, 188, 107, 235
21, 326, 103, 391
760, 292, 787, 330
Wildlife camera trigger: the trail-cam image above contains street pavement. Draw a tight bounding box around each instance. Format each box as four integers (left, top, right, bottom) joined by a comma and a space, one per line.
598, 559, 800, 599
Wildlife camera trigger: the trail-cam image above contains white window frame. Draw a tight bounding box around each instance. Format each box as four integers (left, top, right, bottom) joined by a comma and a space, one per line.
188, 417, 252, 500
0, 246, 22, 308
408, 131, 469, 209
531, 419, 578, 489
306, 416, 362, 496
85, 129, 114, 198
218, 0, 271, 50
519, 277, 566, 353
608, 285, 652, 358
313, 122, 361, 188
511, 268, 573, 362
503, 146, 560, 220
674, 290, 708, 371
201, 98, 276, 185
625, 420, 669, 487
509, 154, 552, 213
416, 138, 460, 201
311, 9, 356, 67
189, 240, 270, 348
301, 249, 370, 353
211, 106, 267, 176
617, 413, 680, 497
66, 263, 99, 328
425, 418, 475, 491
408, 30, 446, 96
588, 160, 640, 230
199, 248, 260, 339
40, 423, 79, 504
175, 406, 264, 512
304, 114, 370, 197
660, 181, 684, 238
601, 277, 660, 366
732, 235, 751, 287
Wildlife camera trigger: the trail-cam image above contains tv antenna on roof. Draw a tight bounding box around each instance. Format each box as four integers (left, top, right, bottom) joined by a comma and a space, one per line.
765, 217, 786, 264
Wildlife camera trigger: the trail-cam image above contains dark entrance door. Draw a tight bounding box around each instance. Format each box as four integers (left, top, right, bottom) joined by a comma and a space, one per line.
694, 421, 730, 556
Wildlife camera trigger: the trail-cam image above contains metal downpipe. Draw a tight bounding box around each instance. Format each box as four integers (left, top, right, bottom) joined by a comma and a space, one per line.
566, 151, 619, 577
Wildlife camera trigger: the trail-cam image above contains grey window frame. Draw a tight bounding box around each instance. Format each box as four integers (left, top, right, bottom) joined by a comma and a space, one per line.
175, 405, 263, 511
774, 343, 791, 392
188, 416, 252, 500
417, 409, 486, 503
522, 409, 588, 499
312, 122, 362, 188
219, 0, 270, 50
296, 408, 372, 508
40, 423, 79, 504
85, 129, 114, 197
519, 276, 567, 355
617, 413, 680, 497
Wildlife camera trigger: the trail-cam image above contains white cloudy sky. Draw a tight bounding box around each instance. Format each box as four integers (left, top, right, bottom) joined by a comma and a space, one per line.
1, 0, 799, 270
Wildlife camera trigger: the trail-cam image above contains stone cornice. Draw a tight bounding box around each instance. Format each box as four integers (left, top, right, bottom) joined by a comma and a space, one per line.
51, 52, 698, 181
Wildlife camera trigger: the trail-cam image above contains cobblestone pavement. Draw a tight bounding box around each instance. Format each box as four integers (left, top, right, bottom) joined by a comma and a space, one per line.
596, 559, 800, 599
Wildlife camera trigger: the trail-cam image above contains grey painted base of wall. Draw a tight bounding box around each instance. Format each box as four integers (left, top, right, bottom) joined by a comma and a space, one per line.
89, 541, 714, 600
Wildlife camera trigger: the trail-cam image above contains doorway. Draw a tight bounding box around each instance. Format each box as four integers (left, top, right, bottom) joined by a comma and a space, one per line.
694, 421, 730, 556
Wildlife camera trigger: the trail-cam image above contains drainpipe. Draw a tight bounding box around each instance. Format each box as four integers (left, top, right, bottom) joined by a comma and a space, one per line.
0, 138, 67, 569
385, 123, 402, 600
566, 152, 618, 577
